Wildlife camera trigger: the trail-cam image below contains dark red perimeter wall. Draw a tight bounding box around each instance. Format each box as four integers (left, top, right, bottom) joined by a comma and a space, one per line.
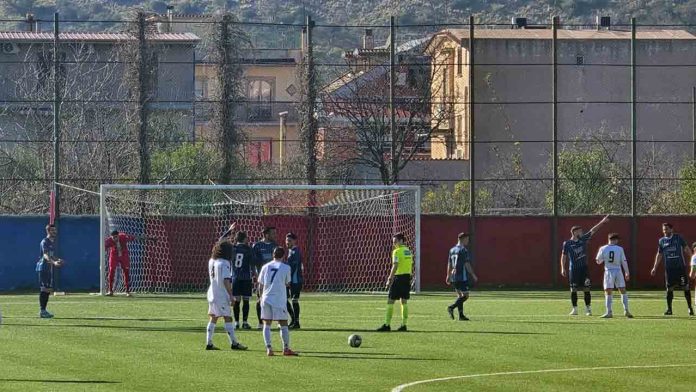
2, 215, 695, 291
419, 215, 696, 290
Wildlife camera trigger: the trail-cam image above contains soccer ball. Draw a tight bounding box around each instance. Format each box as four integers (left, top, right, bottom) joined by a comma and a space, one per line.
348, 334, 362, 348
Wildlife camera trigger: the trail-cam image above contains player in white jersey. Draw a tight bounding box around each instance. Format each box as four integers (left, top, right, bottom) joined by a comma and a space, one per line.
258, 247, 298, 357
205, 240, 247, 351
595, 233, 632, 318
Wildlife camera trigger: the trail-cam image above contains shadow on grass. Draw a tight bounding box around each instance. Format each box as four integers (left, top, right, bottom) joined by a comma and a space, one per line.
7, 324, 550, 335
298, 351, 447, 361
1, 379, 119, 384
300, 328, 549, 335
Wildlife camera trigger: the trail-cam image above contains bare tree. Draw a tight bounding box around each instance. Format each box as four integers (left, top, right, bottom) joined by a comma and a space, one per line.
320, 43, 458, 185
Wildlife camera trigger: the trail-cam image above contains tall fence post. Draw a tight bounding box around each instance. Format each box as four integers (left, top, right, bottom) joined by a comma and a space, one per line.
468, 15, 476, 261
52, 12, 62, 292
551, 16, 559, 286
692, 86, 695, 162
52, 12, 61, 220
630, 17, 638, 283
136, 12, 150, 185
389, 16, 397, 184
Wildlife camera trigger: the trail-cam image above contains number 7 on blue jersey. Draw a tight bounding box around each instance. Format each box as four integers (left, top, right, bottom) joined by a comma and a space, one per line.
270, 268, 279, 283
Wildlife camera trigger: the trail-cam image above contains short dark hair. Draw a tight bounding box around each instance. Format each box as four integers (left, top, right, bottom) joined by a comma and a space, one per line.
211, 240, 234, 261
286, 232, 297, 240
235, 231, 247, 243
570, 226, 582, 232
662, 222, 673, 229
110, 230, 119, 236
273, 247, 285, 259
608, 233, 620, 240
393, 233, 405, 242
457, 232, 469, 240
262, 226, 276, 236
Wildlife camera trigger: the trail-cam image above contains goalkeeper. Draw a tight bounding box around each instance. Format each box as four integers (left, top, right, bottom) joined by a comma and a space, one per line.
105, 230, 155, 296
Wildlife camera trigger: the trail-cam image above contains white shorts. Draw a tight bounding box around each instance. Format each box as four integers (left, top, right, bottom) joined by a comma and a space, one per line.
208, 300, 231, 317
603, 269, 626, 290
260, 302, 288, 321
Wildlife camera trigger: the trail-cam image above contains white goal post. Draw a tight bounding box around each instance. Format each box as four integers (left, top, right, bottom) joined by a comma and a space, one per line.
99, 184, 421, 295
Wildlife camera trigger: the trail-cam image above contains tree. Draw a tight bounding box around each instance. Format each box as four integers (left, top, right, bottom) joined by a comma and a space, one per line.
421, 180, 492, 215
208, 13, 249, 184
320, 42, 455, 185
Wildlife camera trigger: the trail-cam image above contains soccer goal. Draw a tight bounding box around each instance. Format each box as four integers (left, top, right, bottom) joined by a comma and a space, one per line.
99, 184, 421, 295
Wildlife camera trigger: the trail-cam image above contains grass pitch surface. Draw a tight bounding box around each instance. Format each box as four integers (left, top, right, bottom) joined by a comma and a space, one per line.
0, 291, 694, 391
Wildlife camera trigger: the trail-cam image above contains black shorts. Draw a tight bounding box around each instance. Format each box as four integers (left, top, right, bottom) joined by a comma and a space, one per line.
38, 266, 53, 290
288, 283, 302, 300
453, 280, 470, 293
388, 275, 411, 300
665, 268, 689, 289
232, 279, 253, 298
569, 267, 591, 290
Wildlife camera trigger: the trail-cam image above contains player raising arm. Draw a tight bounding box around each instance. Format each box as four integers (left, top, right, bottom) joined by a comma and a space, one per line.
252, 226, 280, 329
595, 233, 632, 318
651, 223, 693, 316
377, 233, 413, 332
205, 240, 247, 351
104, 230, 156, 296
446, 233, 478, 321
258, 247, 298, 356
231, 231, 256, 330
560, 215, 609, 316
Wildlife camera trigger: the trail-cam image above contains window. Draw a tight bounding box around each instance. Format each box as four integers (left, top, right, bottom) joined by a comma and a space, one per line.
247, 78, 274, 121
576, 55, 584, 66
246, 139, 272, 166
195, 78, 209, 99
35, 50, 66, 91
457, 48, 462, 76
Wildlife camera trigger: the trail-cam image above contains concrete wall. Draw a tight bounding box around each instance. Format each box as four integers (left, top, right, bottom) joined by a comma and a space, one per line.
1, 214, 693, 292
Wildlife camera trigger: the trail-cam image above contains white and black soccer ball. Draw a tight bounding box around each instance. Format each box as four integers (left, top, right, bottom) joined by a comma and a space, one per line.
348, 334, 362, 348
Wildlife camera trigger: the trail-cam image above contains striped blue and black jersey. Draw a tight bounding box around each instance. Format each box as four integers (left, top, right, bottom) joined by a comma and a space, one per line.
252, 240, 277, 271
658, 234, 687, 270
562, 232, 592, 269
288, 246, 303, 284
449, 244, 470, 282
36, 237, 55, 272
231, 243, 256, 281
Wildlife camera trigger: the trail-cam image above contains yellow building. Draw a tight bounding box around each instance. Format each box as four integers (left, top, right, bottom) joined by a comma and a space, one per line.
425, 30, 470, 161
194, 49, 302, 167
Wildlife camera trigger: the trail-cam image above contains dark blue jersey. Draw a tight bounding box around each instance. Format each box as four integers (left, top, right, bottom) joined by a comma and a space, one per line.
448, 244, 470, 282
36, 237, 55, 272
562, 232, 592, 270
231, 243, 256, 281
288, 246, 303, 284
658, 234, 687, 270
252, 240, 277, 270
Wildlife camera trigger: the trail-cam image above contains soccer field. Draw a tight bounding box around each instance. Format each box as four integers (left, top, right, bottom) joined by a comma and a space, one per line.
0, 291, 694, 392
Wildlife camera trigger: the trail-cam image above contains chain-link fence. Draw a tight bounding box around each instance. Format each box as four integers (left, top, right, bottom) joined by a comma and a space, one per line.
0, 14, 694, 216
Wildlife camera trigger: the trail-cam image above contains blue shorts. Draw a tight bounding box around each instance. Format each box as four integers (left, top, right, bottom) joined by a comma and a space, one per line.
38, 265, 53, 290
453, 280, 470, 293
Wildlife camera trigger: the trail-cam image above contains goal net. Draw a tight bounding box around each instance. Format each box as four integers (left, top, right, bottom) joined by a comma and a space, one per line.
99, 185, 420, 294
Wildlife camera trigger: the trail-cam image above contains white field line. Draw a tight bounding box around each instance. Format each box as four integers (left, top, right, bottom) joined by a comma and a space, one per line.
391, 363, 694, 392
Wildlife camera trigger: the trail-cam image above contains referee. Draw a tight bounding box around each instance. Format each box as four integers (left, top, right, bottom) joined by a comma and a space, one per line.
377, 233, 414, 332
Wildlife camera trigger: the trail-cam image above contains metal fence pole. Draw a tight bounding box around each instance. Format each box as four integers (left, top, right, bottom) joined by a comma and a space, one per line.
692, 86, 695, 162
551, 16, 559, 286
389, 16, 397, 184
52, 12, 61, 220
630, 17, 638, 284
468, 15, 476, 261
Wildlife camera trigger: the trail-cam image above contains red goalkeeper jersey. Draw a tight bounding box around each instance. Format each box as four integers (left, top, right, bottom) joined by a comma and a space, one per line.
105, 234, 136, 263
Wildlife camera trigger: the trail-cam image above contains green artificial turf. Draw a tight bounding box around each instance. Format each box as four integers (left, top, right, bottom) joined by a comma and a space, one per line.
0, 291, 694, 391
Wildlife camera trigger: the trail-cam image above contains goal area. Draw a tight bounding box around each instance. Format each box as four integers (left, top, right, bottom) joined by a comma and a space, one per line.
99, 184, 421, 295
